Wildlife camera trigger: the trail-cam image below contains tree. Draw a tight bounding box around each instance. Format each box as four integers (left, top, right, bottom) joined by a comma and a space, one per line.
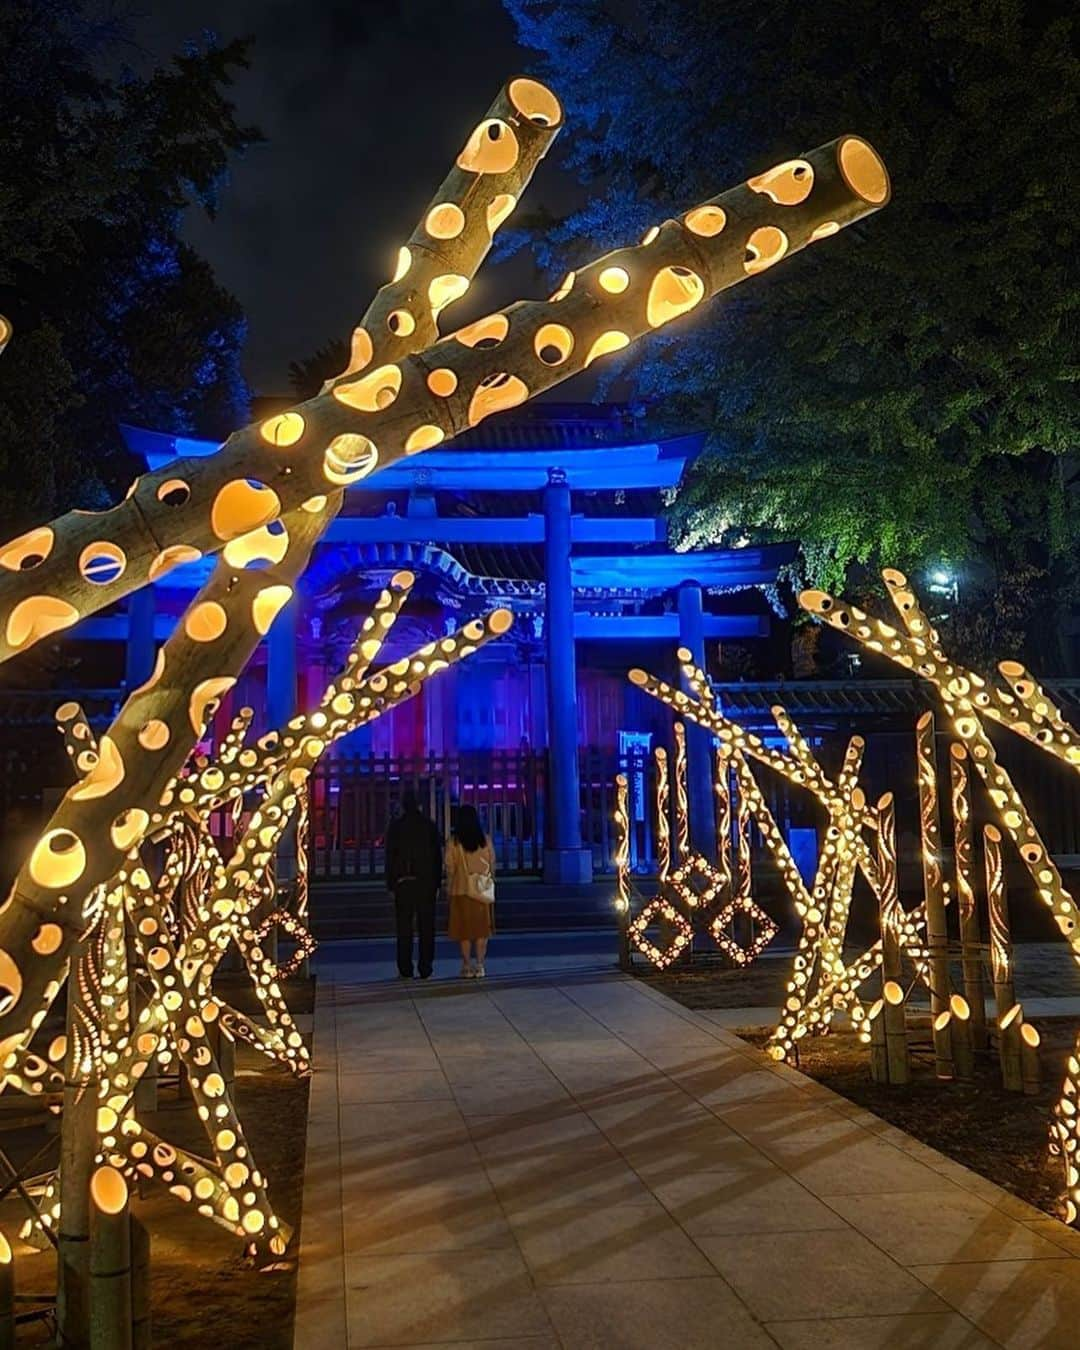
0, 1, 258, 531
503, 0, 1080, 668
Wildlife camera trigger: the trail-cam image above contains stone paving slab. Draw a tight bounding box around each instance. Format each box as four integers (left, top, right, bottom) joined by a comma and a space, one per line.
295, 971, 1080, 1348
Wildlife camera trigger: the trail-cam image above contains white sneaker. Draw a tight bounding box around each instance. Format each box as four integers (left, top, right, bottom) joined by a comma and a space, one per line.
474, 963, 486, 980
461, 961, 474, 979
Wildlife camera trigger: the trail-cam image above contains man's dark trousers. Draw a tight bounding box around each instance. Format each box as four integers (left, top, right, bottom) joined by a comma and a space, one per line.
394, 878, 436, 978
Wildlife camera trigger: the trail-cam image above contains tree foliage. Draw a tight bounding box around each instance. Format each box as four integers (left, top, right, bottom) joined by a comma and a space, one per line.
504, 0, 1080, 665
0, 1, 259, 530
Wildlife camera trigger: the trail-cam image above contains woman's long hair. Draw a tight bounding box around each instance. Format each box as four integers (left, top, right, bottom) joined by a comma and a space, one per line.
453, 804, 486, 853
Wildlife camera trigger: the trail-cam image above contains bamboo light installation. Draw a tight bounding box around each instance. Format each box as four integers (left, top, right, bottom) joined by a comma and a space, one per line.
876, 792, 910, 1085
985, 823, 1023, 1092
673, 722, 690, 863
916, 711, 955, 1078
0, 77, 892, 1330
801, 571, 1080, 1218
655, 747, 671, 883
950, 743, 988, 1049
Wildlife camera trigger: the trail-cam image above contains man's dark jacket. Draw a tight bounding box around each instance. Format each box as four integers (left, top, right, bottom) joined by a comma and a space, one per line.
385, 808, 442, 893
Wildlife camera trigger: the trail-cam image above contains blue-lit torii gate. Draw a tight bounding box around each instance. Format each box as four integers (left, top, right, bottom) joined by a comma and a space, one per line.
116, 416, 790, 883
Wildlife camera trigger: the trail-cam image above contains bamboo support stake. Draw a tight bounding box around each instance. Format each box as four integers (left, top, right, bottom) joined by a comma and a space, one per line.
985, 823, 1023, 1091
949, 996, 975, 1081
88, 1166, 132, 1350
877, 793, 909, 1085
950, 743, 987, 1049
916, 711, 954, 1078
868, 999, 889, 1085
1021, 1022, 1043, 1096
130, 1217, 150, 1350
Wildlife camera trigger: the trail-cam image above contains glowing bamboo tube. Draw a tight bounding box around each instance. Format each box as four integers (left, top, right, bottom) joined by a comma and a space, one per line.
734, 777, 752, 909
655, 747, 671, 883
950, 743, 987, 1049
916, 710, 954, 1078
949, 994, 975, 1081
614, 773, 632, 970
89, 1165, 132, 1350
868, 998, 889, 1085
714, 746, 733, 899
985, 823, 1022, 1091
0, 134, 888, 667
673, 722, 690, 863
877, 793, 909, 1085
294, 779, 310, 924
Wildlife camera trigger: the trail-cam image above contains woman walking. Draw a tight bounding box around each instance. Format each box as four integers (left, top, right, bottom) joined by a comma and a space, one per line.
447, 805, 495, 978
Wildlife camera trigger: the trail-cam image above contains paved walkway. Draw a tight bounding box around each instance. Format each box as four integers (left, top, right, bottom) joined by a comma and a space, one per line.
294, 971, 1080, 1349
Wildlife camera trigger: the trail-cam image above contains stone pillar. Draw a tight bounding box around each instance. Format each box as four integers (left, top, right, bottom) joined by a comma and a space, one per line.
124, 586, 156, 690
543, 469, 592, 884
678, 581, 717, 858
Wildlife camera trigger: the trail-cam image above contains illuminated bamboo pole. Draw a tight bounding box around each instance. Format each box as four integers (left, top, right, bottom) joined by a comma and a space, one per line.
673, 722, 690, 864
655, 747, 671, 883
0, 134, 888, 668
950, 743, 987, 1050
614, 773, 632, 971
877, 793, 909, 1085
714, 746, 732, 900
88, 1166, 131, 1350
0, 79, 564, 1059
985, 823, 1022, 1090
868, 999, 889, 1084
916, 711, 954, 1078
294, 779, 310, 923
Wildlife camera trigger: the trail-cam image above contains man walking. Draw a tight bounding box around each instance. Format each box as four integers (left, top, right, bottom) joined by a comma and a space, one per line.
385, 788, 442, 979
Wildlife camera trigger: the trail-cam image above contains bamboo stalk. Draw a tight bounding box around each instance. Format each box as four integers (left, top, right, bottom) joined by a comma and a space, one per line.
614, 774, 632, 971
877, 793, 909, 1085
672, 722, 690, 864
985, 824, 1023, 1092
950, 743, 987, 1049
916, 711, 954, 1078
654, 748, 671, 883
88, 1166, 132, 1350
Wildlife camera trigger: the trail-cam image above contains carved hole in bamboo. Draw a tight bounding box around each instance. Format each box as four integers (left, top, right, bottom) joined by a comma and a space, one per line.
428, 274, 470, 315
455, 313, 509, 348
404, 425, 445, 453
79, 541, 126, 586
260, 412, 305, 447
747, 159, 814, 205
838, 136, 890, 204
425, 203, 466, 239
29, 828, 86, 888
223, 519, 289, 570
427, 368, 458, 397
332, 363, 402, 412
507, 78, 562, 126
156, 479, 191, 507
487, 194, 516, 232
550, 271, 575, 301
598, 266, 630, 294
6, 595, 79, 648
534, 323, 574, 366
456, 119, 519, 174
744, 226, 789, 274
210, 480, 281, 542
584, 331, 630, 367
323, 434, 378, 486
646, 266, 705, 327
0, 526, 54, 571
684, 205, 726, 237
467, 373, 529, 426
387, 309, 416, 337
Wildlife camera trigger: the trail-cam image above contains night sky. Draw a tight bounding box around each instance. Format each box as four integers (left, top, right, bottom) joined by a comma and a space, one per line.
133, 1, 564, 394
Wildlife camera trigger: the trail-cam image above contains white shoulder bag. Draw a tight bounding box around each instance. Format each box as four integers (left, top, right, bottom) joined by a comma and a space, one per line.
464, 846, 495, 905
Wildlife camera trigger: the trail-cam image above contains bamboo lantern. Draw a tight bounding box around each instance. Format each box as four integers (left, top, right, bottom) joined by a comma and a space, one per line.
949, 743, 987, 1049
985, 823, 1023, 1092
877, 792, 909, 1085
916, 710, 955, 1078
672, 722, 690, 863
89, 1165, 132, 1350
654, 747, 671, 883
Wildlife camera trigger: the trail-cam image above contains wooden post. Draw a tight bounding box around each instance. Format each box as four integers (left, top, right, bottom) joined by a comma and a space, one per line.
916, 712, 954, 1078
877, 793, 909, 1085
89, 1167, 132, 1350
985, 824, 1023, 1091
1021, 1022, 1042, 1096
0, 1231, 13, 1350
130, 1216, 151, 1350
950, 995, 975, 1082
950, 743, 987, 1049
867, 999, 889, 1084
58, 950, 98, 1347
